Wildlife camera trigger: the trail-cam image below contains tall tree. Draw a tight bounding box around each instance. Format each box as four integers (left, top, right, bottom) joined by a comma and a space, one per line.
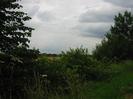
0, 0, 34, 54
0, 0, 37, 98
93, 11, 133, 60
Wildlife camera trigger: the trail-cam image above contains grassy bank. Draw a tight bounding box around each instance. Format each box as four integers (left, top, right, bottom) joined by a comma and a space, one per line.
46, 61, 133, 99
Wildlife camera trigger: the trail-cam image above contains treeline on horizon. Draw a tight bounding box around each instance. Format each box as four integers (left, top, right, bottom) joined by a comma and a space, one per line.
0, 0, 133, 99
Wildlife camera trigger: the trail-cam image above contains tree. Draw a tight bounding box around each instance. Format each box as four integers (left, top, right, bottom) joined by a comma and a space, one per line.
0, 0, 38, 98
0, 0, 34, 54
93, 11, 133, 60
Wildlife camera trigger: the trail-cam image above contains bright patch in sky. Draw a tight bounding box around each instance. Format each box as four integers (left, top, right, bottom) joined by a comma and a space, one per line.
20, 0, 133, 53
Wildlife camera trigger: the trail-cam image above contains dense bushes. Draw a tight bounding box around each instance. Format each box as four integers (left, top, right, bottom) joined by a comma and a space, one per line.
61, 47, 109, 81
0, 47, 112, 98
36, 56, 69, 93
0, 48, 40, 99
32, 47, 111, 96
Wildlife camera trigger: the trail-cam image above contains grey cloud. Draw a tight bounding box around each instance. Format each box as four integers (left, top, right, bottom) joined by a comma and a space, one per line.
79, 7, 125, 23
79, 11, 114, 23
77, 5, 126, 38
37, 11, 55, 22
21, 0, 128, 53
40, 46, 62, 54
81, 27, 107, 38
75, 23, 112, 38
104, 0, 133, 8
20, 0, 40, 4
20, 0, 40, 17
28, 5, 40, 16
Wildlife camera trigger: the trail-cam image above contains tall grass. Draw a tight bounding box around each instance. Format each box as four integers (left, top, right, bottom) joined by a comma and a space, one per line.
25, 74, 48, 99
25, 60, 133, 99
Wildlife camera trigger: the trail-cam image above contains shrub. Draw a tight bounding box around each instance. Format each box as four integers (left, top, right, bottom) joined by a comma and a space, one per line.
61, 47, 109, 81
36, 56, 70, 93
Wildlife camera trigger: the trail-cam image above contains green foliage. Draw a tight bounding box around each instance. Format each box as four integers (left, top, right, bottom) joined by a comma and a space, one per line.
0, 48, 40, 99
93, 11, 133, 60
25, 74, 47, 99
0, 0, 34, 54
61, 47, 109, 81
0, 0, 37, 98
36, 56, 70, 93
44, 60, 133, 99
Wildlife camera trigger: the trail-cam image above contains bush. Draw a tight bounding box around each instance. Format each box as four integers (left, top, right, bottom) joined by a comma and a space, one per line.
0, 48, 40, 99
61, 47, 109, 81
36, 56, 70, 93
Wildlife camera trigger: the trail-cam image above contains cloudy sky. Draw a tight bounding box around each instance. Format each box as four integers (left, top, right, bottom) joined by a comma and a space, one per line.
20, 0, 133, 54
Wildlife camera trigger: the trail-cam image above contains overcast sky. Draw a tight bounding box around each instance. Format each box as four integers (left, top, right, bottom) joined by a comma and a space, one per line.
20, 0, 133, 54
